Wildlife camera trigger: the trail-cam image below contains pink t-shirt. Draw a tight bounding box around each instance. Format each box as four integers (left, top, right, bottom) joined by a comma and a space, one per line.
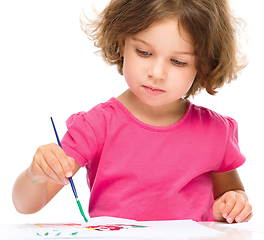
61, 98, 245, 221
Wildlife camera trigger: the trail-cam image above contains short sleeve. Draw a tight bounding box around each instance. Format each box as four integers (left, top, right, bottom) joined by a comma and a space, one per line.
61, 111, 99, 167
212, 117, 246, 173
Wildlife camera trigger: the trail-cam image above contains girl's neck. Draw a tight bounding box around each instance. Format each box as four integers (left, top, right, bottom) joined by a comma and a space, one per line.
117, 89, 188, 127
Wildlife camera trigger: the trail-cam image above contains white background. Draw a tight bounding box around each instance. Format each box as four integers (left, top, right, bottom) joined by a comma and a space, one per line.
1, 0, 263, 224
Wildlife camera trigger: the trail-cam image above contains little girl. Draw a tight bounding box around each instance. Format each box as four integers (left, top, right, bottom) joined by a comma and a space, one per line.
13, 0, 252, 223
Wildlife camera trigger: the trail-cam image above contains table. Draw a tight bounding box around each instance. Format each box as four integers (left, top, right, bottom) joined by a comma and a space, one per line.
199, 222, 264, 240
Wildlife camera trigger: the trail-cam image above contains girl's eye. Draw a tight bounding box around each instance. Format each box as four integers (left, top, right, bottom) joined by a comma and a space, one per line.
171, 59, 187, 67
136, 49, 152, 57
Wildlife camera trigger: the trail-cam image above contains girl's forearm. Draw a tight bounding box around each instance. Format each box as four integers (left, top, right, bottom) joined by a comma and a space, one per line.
12, 168, 48, 214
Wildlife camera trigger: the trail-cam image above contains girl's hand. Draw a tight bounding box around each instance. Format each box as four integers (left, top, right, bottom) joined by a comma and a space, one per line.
28, 143, 75, 185
213, 191, 253, 223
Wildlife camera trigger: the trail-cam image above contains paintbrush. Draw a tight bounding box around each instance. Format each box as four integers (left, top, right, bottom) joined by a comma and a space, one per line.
50, 117, 88, 222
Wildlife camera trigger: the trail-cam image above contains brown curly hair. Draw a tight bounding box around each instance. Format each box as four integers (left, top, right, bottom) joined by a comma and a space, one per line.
81, 0, 247, 98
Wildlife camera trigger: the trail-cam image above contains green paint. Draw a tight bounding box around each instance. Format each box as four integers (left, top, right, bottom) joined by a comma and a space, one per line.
76, 199, 88, 222
70, 232, 78, 236
37, 231, 61, 237
37, 232, 49, 236
132, 225, 148, 228
32, 180, 38, 184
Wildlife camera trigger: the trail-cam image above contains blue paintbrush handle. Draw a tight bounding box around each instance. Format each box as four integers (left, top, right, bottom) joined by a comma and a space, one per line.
50, 117, 62, 148
50, 117, 78, 199
69, 177, 78, 199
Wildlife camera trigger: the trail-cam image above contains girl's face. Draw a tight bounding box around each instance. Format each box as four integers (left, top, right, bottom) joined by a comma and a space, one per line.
122, 19, 197, 107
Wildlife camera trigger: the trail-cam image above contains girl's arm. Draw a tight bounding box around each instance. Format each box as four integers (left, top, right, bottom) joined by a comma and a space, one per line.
211, 170, 253, 223
12, 143, 81, 214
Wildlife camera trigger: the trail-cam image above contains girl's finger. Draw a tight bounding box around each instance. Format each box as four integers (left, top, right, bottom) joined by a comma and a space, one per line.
235, 202, 253, 223
30, 152, 60, 184
31, 143, 74, 185
68, 157, 76, 171
243, 212, 253, 222
225, 197, 246, 223
50, 144, 73, 178
37, 154, 67, 185
221, 192, 237, 220
43, 150, 68, 184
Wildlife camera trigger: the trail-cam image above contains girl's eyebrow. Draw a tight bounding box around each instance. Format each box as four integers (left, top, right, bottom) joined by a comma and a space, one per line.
131, 37, 151, 47
131, 37, 194, 56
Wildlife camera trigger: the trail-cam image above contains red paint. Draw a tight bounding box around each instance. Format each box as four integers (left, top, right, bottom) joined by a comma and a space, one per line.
36, 223, 147, 232
86, 225, 123, 231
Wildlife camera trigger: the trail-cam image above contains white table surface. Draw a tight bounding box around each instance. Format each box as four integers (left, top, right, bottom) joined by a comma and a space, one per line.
199, 222, 264, 240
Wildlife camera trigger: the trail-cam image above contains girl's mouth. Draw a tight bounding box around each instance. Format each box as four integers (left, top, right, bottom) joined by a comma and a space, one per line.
142, 85, 165, 96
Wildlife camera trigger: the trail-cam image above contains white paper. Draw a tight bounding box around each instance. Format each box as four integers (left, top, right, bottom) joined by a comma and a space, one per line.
0, 217, 225, 239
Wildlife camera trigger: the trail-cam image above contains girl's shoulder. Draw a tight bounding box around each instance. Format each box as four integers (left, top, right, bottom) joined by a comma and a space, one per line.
191, 102, 236, 121
189, 102, 239, 133
67, 98, 119, 123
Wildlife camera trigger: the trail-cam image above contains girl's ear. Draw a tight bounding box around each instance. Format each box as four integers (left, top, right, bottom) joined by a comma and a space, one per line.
118, 37, 125, 57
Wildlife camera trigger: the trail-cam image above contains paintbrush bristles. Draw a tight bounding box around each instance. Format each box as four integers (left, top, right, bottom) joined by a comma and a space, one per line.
77, 200, 88, 222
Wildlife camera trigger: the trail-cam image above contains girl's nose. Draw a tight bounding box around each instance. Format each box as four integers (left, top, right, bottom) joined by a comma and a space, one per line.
147, 58, 167, 80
